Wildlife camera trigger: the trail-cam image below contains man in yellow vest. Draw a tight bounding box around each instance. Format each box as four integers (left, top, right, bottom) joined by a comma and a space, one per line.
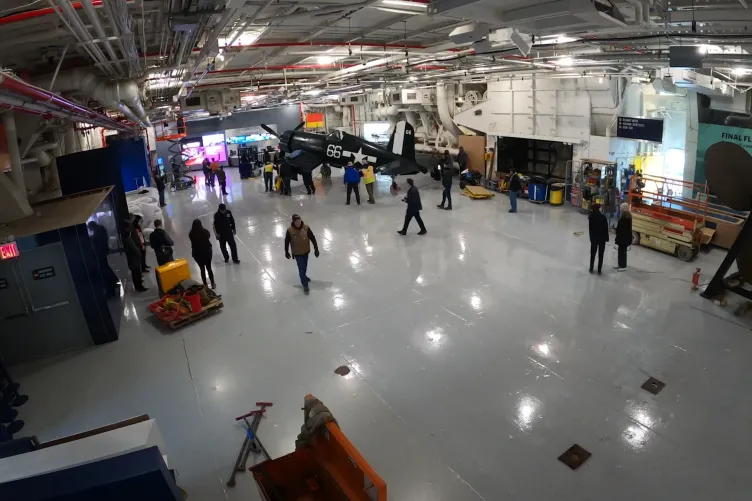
263, 161, 274, 192
284, 214, 320, 294
362, 163, 376, 204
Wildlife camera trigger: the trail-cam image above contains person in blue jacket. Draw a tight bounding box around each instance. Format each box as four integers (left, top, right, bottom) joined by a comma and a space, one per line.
343, 161, 361, 205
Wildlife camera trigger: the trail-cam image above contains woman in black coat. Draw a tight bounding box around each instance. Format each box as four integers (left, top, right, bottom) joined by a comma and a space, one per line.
189, 219, 216, 288
588, 203, 609, 274
615, 203, 633, 271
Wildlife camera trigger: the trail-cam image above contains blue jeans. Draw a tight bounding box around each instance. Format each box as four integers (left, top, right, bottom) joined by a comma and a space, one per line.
294, 254, 309, 286
509, 190, 518, 212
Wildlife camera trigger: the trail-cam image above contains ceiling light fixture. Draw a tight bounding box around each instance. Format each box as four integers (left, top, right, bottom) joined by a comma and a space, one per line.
317, 56, 334, 64
733, 67, 750, 76
558, 56, 574, 67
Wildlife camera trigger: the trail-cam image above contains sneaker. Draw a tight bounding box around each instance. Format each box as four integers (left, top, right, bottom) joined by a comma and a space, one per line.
225, 258, 229, 263
368, 200, 375, 204
589, 269, 593, 274
211, 282, 217, 289
233, 260, 241, 264
617, 267, 627, 272
597, 270, 602, 275
135, 286, 148, 292
303, 284, 310, 294
346, 202, 350, 205
508, 209, 516, 213
397, 230, 407, 236
445, 207, 452, 211
417, 230, 427, 235
437, 204, 444, 209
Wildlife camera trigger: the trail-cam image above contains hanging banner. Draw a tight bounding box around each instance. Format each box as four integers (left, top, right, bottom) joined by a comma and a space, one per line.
305, 112, 324, 129
695, 123, 752, 184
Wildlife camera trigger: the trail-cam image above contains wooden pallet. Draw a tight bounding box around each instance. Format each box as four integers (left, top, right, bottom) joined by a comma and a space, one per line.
166, 299, 224, 330
461, 185, 495, 199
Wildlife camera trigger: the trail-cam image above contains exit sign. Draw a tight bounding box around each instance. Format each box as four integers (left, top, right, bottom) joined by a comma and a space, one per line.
0, 242, 19, 260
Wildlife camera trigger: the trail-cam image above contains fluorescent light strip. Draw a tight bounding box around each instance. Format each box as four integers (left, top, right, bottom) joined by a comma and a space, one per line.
382, 0, 427, 7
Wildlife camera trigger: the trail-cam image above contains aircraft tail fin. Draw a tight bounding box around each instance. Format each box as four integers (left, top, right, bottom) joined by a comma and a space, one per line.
386, 120, 415, 161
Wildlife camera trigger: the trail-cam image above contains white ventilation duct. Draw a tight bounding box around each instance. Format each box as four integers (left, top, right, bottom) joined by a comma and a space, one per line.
39, 69, 150, 127
436, 82, 461, 146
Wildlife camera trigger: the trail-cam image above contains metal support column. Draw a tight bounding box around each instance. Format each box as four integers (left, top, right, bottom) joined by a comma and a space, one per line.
3, 111, 27, 195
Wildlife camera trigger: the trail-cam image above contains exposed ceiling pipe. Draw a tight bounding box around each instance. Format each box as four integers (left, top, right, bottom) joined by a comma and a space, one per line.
0, 1, 138, 26
81, 0, 125, 77
40, 69, 149, 126
436, 81, 460, 145
215, 0, 275, 70
299, 0, 384, 43
51, 0, 117, 77
0, 72, 133, 131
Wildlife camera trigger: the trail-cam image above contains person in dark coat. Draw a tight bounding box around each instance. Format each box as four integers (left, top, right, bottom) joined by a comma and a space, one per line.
508, 168, 522, 213
437, 161, 453, 210
279, 160, 292, 196
456, 146, 468, 172
150, 219, 174, 266
213, 203, 240, 263
302, 169, 315, 195
202, 158, 211, 186
588, 203, 609, 274
154, 170, 167, 207
216, 166, 228, 195
443, 150, 452, 173
189, 219, 216, 288
284, 214, 320, 294
123, 225, 147, 292
398, 178, 426, 235
87, 221, 119, 295
131, 215, 149, 272
343, 162, 361, 205
615, 203, 632, 271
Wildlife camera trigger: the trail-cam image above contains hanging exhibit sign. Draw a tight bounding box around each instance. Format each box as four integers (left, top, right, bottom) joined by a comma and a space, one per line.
305, 112, 324, 129
616, 117, 664, 143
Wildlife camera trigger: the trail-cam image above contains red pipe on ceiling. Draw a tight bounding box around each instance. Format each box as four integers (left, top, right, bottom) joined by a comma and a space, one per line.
0, 1, 123, 26
0, 72, 133, 131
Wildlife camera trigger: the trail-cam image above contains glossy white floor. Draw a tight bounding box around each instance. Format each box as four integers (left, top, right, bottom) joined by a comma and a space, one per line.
13, 168, 752, 500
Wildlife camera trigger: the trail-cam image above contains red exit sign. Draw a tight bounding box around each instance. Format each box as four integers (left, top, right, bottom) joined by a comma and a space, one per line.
0, 242, 19, 260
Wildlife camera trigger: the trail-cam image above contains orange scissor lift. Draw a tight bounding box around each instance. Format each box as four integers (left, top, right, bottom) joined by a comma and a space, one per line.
248, 400, 387, 501
628, 173, 714, 261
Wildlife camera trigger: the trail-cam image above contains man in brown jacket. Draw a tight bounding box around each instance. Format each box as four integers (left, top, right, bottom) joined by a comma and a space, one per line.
284, 214, 320, 293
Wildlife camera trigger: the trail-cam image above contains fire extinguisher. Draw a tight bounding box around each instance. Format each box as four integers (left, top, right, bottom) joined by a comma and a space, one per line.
691, 268, 701, 291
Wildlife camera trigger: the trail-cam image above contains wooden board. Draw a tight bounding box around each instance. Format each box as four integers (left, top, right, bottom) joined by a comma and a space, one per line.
462, 185, 494, 199
458, 135, 486, 173
166, 299, 224, 330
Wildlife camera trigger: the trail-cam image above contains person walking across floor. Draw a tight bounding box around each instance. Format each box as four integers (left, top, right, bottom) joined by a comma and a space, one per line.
344, 161, 361, 205
213, 203, 240, 263
88, 221, 119, 296
398, 178, 426, 235
279, 159, 292, 196
615, 202, 632, 271
443, 150, 453, 174
437, 160, 453, 210
189, 219, 216, 289
263, 160, 274, 192
284, 214, 320, 294
131, 214, 149, 272
123, 224, 147, 292
216, 166, 228, 195
508, 168, 521, 213
456, 145, 468, 173
588, 203, 609, 274
362, 163, 375, 203
154, 170, 167, 207
302, 169, 316, 195
150, 219, 174, 266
